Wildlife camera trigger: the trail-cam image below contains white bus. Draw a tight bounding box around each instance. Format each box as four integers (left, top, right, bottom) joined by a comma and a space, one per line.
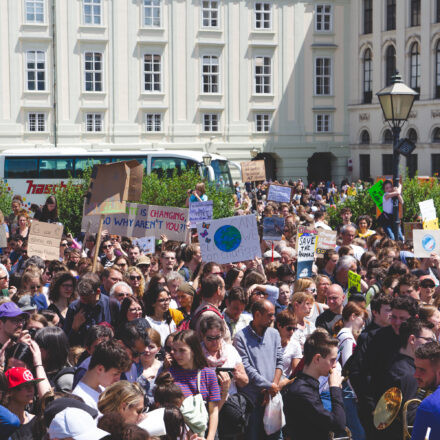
0, 148, 234, 207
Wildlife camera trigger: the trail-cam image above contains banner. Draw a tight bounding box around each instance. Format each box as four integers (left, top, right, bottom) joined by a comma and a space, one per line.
262, 216, 285, 241
240, 160, 266, 182
315, 230, 337, 257
368, 180, 384, 213
267, 185, 293, 203
197, 215, 261, 264
189, 201, 213, 228
81, 203, 189, 241
297, 227, 317, 278
413, 230, 440, 258
133, 236, 155, 254
347, 270, 361, 295
28, 220, 63, 261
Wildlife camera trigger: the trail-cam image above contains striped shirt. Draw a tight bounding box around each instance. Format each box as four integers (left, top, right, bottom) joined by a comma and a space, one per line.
170, 366, 221, 402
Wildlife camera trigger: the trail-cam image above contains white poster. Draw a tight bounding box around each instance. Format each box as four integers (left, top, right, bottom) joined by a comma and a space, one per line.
267, 185, 292, 203
297, 233, 317, 278
413, 229, 440, 258
189, 201, 213, 228
197, 215, 261, 264
419, 199, 437, 222
133, 236, 155, 254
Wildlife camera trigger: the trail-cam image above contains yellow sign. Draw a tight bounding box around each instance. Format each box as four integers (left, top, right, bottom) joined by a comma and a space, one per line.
423, 218, 439, 230
347, 270, 361, 296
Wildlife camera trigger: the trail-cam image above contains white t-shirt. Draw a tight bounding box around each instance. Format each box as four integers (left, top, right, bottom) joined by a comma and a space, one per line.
291, 320, 316, 353
337, 327, 356, 367
315, 221, 332, 231
282, 338, 302, 377
145, 316, 177, 345
307, 302, 326, 325
382, 194, 393, 214
72, 381, 104, 414
220, 343, 243, 395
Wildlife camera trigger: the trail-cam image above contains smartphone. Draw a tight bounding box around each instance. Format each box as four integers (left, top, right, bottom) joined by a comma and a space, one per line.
215, 367, 235, 373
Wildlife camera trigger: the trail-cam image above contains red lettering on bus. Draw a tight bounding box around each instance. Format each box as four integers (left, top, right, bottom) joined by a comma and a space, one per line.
25, 180, 71, 195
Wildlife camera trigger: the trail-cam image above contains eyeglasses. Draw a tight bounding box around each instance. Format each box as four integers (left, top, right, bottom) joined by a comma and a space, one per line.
130, 275, 141, 281
418, 336, 437, 343
157, 298, 171, 303
116, 292, 131, 298
60, 243, 68, 247
30, 285, 41, 290
102, 245, 113, 249
205, 335, 222, 341
128, 308, 142, 313
421, 282, 435, 289
306, 287, 317, 293
8, 317, 26, 325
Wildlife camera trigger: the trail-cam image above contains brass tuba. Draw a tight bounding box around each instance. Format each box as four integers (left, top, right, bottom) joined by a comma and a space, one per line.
373, 387, 403, 431
329, 427, 352, 439
402, 388, 432, 440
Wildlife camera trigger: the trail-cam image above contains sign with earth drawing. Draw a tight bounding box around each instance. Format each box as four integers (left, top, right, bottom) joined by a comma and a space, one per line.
197, 215, 261, 264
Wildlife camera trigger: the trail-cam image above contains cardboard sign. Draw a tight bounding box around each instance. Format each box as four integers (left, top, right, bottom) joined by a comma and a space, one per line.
315, 230, 337, 257
267, 185, 293, 203
0, 225, 7, 248
197, 215, 261, 264
189, 201, 213, 228
84, 161, 144, 216
403, 222, 423, 240
297, 229, 317, 279
81, 203, 189, 241
133, 236, 155, 254
347, 270, 361, 295
28, 220, 63, 261
240, 160, 266, 182
419, 199, 437, 222
263, 216, 285, 241
413, 230, 440, 258
368, 180, 384, 212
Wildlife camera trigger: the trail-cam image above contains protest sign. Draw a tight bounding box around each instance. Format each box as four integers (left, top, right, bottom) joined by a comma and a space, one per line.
81, 203, 189, 242
240, 160, 266, 182
197, 215, 261, 264
28, 220, 63, 261
189, 201, 213, 228
419, 199, 439, 230
347, 270, 361, 295
267, 185, 293, 203
133, 236, 155, 254
263, 216, 285, 241
297, 227, 317, 278
403, 222, 422, 240
424, 218, 439, 230
413, 229, 440, 258
368, 180, 384, 213
315, 230, 337, 257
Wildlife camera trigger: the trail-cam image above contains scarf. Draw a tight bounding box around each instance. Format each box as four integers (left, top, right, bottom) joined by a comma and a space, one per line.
202, 340, 228, 367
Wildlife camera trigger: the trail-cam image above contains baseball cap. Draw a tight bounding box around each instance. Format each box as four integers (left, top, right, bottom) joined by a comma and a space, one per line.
5, 367, 44, 389
0, 302, 28, 319
48, 407, 109, 440
136, 255, 151, 266
17, 295, 37, 313
420, 275, 436, 285
263, 250, 281, 259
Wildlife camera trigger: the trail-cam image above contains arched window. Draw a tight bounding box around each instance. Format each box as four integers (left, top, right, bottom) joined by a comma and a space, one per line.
360, 130, 370, 144
385, 45, 396, 86
363, 49, 372, 103
433, 127, 440, 143
407, 128, 418, 143
410, 42, 420, 98
383, 129, 393, 144
436, 41, 440, 99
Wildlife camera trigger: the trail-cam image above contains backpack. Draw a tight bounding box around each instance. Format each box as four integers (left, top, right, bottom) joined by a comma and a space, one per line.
178, 305, 223, 331
50, 366, 77, 392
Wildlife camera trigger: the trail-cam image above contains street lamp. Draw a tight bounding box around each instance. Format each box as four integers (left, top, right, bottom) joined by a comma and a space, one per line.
250, 147, 260, 159
376, 72, 418, 240
202, 152, 212, 167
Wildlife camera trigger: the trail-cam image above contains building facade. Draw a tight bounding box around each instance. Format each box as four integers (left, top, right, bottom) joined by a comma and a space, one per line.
349, 0, 440, 180
0, 0, 351, 183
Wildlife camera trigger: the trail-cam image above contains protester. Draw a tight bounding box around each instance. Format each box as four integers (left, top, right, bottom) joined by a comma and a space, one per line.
126, 267, 145, 299
47, 272, 77, 328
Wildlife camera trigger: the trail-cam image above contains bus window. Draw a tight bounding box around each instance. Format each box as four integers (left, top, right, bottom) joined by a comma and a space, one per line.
111, 157, 148, 169
74, 157, 110, 177
211, 160, 233, 189
151, 157, 197, 178
5, 158, 38, 178
39, 158, 74, 178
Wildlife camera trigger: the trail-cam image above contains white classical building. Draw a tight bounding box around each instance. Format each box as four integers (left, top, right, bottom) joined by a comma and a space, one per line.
348, 0, 440, 180
0, 0, 351, 183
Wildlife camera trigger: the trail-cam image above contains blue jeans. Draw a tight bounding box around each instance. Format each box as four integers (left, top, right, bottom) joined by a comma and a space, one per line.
245, 404, 282, 440
342, 383, 366, 440
384, 224, 404, 241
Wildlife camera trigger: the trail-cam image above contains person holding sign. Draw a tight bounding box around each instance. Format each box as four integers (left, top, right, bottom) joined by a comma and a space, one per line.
185, 183, 208, 207
380, 180, 404, 241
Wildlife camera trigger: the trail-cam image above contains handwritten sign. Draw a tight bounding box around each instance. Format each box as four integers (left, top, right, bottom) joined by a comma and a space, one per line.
133, 236, 155, 254
413, 230, 440, 258
81, 203, 189, 242
28, 220, 63, 261
368, 180, 384, 213
315, 230, 337, 258
197, 215, 261, 264
189, 201, 213, 228
347, 270, 361, 295
267, 185, 293, 203
240, 160, 266, 182
297, 230, 317, 279
263, 216, 285, 241
420, 199, 437, 222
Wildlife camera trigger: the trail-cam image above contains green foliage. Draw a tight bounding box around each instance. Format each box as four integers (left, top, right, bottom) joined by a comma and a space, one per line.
401, 177, 440, 222
55, 169, 91, 235
0, 180, 13, 217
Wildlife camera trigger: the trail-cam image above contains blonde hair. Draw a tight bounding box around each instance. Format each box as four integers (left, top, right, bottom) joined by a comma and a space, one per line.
125, 266, 146, 299
293, 277, 314, 293
290, 291, 314, 310
98, 381, 144, 414
195, 182, 206, 194
147, 328, 162, 348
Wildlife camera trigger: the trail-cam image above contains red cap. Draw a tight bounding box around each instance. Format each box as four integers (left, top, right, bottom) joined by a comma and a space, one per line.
419, 275, 436, 284
5, 367, 44, 389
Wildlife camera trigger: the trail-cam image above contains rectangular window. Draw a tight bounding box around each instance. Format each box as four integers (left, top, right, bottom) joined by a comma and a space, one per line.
410, 0, 420, 27
437, 0, 440, 23
83, 0, 101, 25
26, 50, 45, 91
25, 0, 44, 23
255, 113, 270, 132
86, 113, 103, 132
84, 52, 103, 92
432, 154, 440, 175
315, 4, 332, 32
382, 154, 393, 175
315, 57, 332, 95
386, 0, 396, 30
254, 56, 271, 94
203, 113, 219, 132
202, 55, 219, 93
28, 113, 46, 132
145, 113, 162, 132
315, 113, 331, 133
202, 0, 219, 27
363, 0, 373, 34
359, 154, 371, 180
143, 54, 161, 92
254, 2, 271, 30
406, 154, 418, 178
143, 0, 161, 27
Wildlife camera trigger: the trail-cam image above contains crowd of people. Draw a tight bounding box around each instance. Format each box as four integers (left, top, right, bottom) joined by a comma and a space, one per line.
0, 177, 437, 440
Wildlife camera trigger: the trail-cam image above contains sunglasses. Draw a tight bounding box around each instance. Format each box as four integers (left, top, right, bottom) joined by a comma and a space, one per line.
102, 245, 113, 249
130, 275, 141, 281
421, 282, 435, 288
205, 335, 222, 341
116, 292, 131, 298
30, 285, 41, 290
60, 243, 68, 247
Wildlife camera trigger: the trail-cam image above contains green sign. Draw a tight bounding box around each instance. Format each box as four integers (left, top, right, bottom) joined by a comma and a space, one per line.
347, 270, 361, 297
368, 180, 384, 213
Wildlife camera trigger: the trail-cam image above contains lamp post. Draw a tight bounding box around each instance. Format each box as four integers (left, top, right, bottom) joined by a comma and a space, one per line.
250, 147, 260, 159
202, 152, 212, 167
376, 72, 418, 240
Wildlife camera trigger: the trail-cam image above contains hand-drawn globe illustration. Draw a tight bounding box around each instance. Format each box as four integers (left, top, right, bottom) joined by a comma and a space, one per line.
214, 225, 241, 252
